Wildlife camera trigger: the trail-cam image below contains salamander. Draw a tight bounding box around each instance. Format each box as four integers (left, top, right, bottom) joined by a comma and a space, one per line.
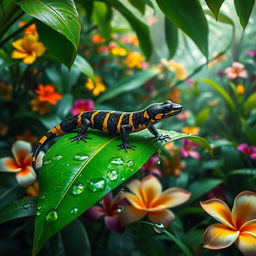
32, 100, 182, 173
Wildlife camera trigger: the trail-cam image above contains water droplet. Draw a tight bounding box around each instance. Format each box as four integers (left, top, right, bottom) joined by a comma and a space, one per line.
116, 205, 124, 213
44, 160, 51, 165
41, 193, 46, 200
153, 223, 165, 233
53, 154, 63, 160
73, 153, 89, 161
119, 188, 125, 193
37, 206, 41, 210
46, 210, 58, 223
36, 210, 41, 216
72, 184, 85, 195
121, 177, 125, 181
157, 158, 161, 165
70, 208, 78, 214
126, 160, 134, 167
99, 199, 103, 205
23, 202, 31, 209
110, 157, 124, 165
89, 178, 106, 192
107, 170, 118, 181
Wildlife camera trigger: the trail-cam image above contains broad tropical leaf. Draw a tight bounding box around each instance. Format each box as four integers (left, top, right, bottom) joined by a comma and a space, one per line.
205, 0, 225, 19
234, 0, 255, 28
73, 55, 94, 80
165, 17, 178, 59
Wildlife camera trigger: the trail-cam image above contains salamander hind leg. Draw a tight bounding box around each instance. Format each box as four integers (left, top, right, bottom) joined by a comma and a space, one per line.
70, 118, 91, 144
118, 125, 136, 152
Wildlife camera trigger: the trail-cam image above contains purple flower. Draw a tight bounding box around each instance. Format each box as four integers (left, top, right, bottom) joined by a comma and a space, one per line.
140, 154, 162, 177
246, 49, 256, 57
180, 139, 200, 159
237, 143, 256, 160
84, 192, 125, 233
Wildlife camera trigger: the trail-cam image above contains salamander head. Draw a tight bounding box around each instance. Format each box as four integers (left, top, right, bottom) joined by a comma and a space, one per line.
145, 100, 182, 122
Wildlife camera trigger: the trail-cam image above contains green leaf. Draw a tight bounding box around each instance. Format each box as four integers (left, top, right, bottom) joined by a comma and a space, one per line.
0, 197, 37, 224
98, 0, 153, 59
18, 0, 80, 48
195, 107, 210, 126
128, 0, 146, 14
32, 130, 211, 255
165, 17, 178, 59
204, 10, 234, 26
188, 179, 223, 203
37, 21, 76, 68
205, 0, 225, 19
228, 169, 256, 177
55, 94, 73, 119
234, 0, 255, 28
73, 55, 94, 80
97, 68, 160, 103
155, 0, 208, 57
200, 78, 236, 111
244, 92, 256, 115
92, 2, 112, 40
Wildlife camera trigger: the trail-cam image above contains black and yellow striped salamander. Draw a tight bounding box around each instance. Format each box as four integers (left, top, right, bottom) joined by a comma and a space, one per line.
32, 100, 182, 172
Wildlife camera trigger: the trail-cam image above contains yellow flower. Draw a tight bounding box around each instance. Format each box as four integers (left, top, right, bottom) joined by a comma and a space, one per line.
201, 191, 256, 256
12, 34, 46, 64
161, 59, 187, 80
19, 22, 38, 38
237, 84, 245, 96
85, 76, 106, 96
121, 34, 139, 46
30, 98, 51, 116
181, 126, 200, 135
111, 47, 127, 56
124, 51, 145, 69
208, 99, 219, 106
208, 53, 225, 68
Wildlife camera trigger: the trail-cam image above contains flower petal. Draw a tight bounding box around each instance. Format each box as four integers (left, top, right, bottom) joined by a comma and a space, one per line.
236, 232, 256, 256
122, 193, 145, 210
36, 151, 45, 169
23, 52, 37, 64
12, 141, 32, 166
203, 223, 239, 249
84, 206, 105, 221
104, 215, 125, 234
151, 188, 191, 209
240, 219, 256, 237
119, 205, 146, 226
232, 191, 256, 228
148, 209, 175, 227
200, 199, 234, 228
16, 166, 36, 187
0, 157, 20, 172
127, 179, 143, 197
11, 50, 28, 59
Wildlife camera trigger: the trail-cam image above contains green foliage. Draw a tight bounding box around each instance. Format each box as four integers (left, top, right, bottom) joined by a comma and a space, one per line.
165, 17, 178, 59
205, 0, 225, 19
234, 0, 255, 28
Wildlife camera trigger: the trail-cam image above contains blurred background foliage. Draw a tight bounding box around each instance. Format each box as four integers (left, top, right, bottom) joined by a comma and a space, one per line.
0, 0, 256, 255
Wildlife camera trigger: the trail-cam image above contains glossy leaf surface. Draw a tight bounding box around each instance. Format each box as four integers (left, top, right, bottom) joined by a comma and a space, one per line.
33, 130, 211, 255
165, 17, 178, 59
234, 0, 255, 28
205, 0, 225, 19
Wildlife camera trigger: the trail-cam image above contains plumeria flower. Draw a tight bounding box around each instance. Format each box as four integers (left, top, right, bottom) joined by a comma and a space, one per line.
225, 62, 248, 79
0, 141, 44, 187
201, 191, 256, 256
71, 99, 94, 115
84, 192, 124, 233
237, 143, 256, 160
180, 139, 200, 160
119, 175, 191, 227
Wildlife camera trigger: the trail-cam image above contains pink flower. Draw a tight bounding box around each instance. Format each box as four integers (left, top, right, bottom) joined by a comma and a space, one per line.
0, 141, 44, 187
246, 49, 256, 57
186, 79, 195, 86
140, 155, 162, 177
224, 62, 248, 79
71, 99, 94, 115
176, 110, 189, 120
180, 139, 200, 159
84, 192, 125, 233
237, 144, 256, 160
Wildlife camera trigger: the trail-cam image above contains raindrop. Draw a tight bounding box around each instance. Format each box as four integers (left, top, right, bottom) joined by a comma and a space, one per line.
72, 184, 85, 195
107, 170, 118, 181
44, 160, 51, 165
70, 208, 78, 214
36, 210, 41, 216
110, 157, 124, 165
89, 178, 106, 192
23, 203, 31, 209
41, 193, 46, 200
121, 177, 125, 181
46, 210, 58, 223
153, 223, 165, 233
116, 205, 124, 213
157, 158, 161, 165
53, 154, 63, 160
126, 160, 135, 167
99, 199, 103, 205
119, 188, 125, 193
73, 153, 89, 161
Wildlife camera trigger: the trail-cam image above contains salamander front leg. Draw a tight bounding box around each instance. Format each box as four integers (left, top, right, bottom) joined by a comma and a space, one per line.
118, 125, 136, 152
70, 118, 91, 143
148, 126, 170, 142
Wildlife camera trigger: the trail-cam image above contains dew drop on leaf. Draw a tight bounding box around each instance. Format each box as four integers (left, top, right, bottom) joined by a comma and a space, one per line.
116, 205, 124, 213
36, 210, 41, 216
72, 184, 85, 195
70, 208, 78, 214
73, 153, 89, 161
110, 157, 124, 165
119, 188, 125, 193
53, 155, 63, 160
153, 223, 165, 233
107, 170, 118, 180
126, 160, 135, 167
44, 159, 51, 165
41, 193, 46, 200
23, 203, 31, 209
46, 210, 58, 223
89, 178, 106, 192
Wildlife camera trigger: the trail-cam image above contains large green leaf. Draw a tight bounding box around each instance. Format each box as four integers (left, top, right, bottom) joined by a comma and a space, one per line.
200, 78, 235, 111
205, 0, 225, 19
234, 0, 255, 28
97, 68, 160, 103
73, 55, 94, 80
244, 92, 256, 116
155, 0, 209, 57
18, 0, 80, 48
97, 0, 152, 59
128, 0, 146, 14
195, 107, 210, 126
32, 130, 211, 255
204, 10, 234, 26
165, 17, 178, 59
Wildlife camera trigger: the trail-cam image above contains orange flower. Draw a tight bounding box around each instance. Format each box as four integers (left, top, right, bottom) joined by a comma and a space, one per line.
26, 182, 39, 197
201, 191, 256, 256
12, 34, 46, 64
19, 22, 38, 38
161, 59, 187, 80
124, 51, 145, 69
120, 175, 191, 227
35, 84, 62, 104
85, 76, 106, 96
121, 34, 139, 46
91, 34, 105, 43
31, 98, 52, 115
237, 84, 245, 96
169, 88, 181, 103
208, 53, 225, 68
181, 126, 200, 135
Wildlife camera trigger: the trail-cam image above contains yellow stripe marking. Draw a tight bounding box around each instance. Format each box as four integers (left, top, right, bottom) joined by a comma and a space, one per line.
77, 113, 83, 128
155, 113, 164, 120
91, 111, 99, 127
39, 136, 47, 144
102, 112, 113, 133
143, 111, 149, 119
116, 113, 125, 133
